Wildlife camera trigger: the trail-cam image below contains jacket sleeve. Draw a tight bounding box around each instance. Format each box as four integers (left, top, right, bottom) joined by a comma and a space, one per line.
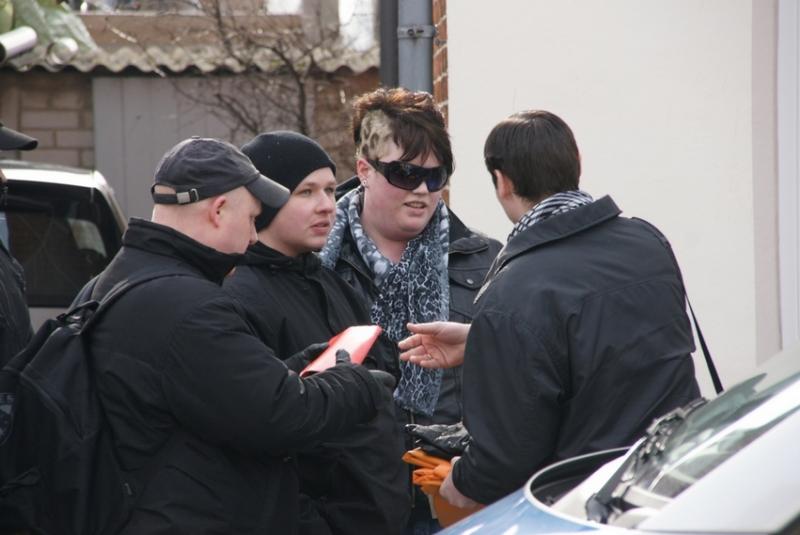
452, 308, 564, 504
160, 295, 386, 455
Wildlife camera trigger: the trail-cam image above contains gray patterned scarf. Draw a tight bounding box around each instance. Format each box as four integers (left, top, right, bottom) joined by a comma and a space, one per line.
508, 190, 594, 241
319, 187, 450, 416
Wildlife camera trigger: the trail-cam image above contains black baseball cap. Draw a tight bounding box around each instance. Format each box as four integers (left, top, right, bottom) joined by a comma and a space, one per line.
151, 137, 289, 211
0, 122, 38, 151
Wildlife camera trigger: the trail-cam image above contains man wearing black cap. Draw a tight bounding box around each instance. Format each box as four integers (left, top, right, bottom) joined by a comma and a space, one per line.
225, 131, 409, 535
0, 123, 38, 366
81, 137, 393, 534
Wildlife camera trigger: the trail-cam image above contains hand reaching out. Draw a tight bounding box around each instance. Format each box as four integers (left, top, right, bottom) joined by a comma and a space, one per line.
398, 322, 470, 369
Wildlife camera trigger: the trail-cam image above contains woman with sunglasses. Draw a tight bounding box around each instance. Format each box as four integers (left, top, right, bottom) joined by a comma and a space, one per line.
319, 87, 502, 534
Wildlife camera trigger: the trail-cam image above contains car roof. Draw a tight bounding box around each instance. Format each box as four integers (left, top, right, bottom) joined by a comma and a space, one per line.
0, 159, 110, 190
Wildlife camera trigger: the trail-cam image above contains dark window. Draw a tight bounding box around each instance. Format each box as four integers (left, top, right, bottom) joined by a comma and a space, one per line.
0, 180, 123, 307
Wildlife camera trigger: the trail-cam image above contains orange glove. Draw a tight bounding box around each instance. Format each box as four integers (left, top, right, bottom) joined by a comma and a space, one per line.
402, 448, 450, 469
403, 448, 482, 527
404, 448, 453, 496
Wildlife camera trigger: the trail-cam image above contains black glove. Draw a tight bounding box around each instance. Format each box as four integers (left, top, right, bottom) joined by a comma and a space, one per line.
406, 422, 471, 460
337, 350, 396, 391
368, 369, 397, 390
335, 349, 351, 364
284, 342, 329, 373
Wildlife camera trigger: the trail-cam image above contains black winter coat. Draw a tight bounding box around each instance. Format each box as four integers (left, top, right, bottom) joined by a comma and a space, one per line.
86, 219, 388, 535
332, 177, 503, 427
452, 196, 701, 504
0, 242, 31, 367
223, 243, 409, 535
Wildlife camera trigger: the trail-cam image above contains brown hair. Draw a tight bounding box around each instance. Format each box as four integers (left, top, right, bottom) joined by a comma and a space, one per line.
484, 110, 580, 202
352, 87, 453, 176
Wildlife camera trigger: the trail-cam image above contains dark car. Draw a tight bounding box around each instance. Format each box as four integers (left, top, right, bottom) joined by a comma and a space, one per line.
0, 159, 126, 327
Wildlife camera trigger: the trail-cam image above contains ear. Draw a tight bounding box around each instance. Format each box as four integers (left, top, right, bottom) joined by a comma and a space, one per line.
494, 170, 515, 201
356, 158, 372, 185
208, 195, 227, 228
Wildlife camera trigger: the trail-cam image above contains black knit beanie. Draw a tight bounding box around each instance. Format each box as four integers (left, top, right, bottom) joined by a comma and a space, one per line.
241, 131, 337, 229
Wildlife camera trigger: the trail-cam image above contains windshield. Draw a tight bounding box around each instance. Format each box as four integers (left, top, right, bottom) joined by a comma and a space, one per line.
618, 349, 800, 502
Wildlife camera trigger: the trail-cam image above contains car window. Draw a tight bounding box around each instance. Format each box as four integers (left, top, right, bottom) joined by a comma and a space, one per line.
618, 349, 800, 502
1, 180, 123, 307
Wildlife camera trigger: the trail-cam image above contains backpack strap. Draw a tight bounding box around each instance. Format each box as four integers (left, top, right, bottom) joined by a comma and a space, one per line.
59, 270, 181, 332
632, 217, 723, 394
70, 275, 100, 310
80, 269, 188, 332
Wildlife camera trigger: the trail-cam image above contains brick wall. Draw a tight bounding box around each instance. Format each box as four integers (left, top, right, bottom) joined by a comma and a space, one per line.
432, 0, 448, 125
312, 68, 380, 182
0, 66, 375, 179
0, 71, 94, 168
432, 0, 449, 201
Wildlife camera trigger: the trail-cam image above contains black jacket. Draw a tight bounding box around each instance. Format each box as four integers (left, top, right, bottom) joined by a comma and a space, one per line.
452, 196, 701, 504
0, 242, 31, 367
86, 219, 388, 535
223, 243, 409, 535
332, 177, 503, 427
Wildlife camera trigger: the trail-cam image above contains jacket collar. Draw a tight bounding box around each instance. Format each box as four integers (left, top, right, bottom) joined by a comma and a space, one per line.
494, 195, 621, 271
448, 211, 492, 255
335, 175, 360, 200
242, 241, 321, 274
123, 218, 242, 285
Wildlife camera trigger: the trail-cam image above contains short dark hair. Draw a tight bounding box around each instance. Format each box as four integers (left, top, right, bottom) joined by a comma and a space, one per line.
352, 87, 454, 177
484, 110, 580, 202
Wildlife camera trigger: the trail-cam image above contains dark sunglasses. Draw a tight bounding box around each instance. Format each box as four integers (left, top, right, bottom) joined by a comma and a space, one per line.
367, 159, 449, 192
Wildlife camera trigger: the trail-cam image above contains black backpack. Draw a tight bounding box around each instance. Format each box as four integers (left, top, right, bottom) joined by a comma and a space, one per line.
0, 270, 179, 535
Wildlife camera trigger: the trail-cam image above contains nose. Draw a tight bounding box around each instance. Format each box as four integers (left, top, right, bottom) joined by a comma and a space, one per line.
248, 223, 258, 246
318, 192, 336, 212
411, 178, 430, 194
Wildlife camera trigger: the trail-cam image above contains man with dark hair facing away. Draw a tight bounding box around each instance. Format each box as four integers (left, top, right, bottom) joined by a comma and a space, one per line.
399, 110, 700, 509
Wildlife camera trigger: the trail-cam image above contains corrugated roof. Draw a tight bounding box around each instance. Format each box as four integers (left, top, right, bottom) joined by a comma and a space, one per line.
5, 12, 378, 74
8, 42, 378, 74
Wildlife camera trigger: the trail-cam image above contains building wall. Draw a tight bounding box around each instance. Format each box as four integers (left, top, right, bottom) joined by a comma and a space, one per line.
446, 0, 780, 395
313, 68, 381, 180
0, 71, 95, 168
94, 70, 378, 221
1, 67, 378, 221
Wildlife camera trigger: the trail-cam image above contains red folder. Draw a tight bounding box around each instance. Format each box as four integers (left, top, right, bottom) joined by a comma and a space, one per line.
299, 325, 383, 377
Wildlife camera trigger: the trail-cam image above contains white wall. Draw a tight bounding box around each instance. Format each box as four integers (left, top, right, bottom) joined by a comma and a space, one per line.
779, 0, 800, 350
447, 0, 779, 396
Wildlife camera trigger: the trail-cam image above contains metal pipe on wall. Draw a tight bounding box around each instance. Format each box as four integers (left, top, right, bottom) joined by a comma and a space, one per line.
397, 0, 434, 92
379, 0, 399, 87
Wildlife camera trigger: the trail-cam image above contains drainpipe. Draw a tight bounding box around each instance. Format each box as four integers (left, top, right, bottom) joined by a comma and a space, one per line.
379, 0, 399, 87
397, 0, 434, 92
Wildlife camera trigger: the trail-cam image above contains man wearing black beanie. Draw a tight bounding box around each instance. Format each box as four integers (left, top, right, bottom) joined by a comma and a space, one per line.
240, 130, 336, 231
225, 131, 409, 535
